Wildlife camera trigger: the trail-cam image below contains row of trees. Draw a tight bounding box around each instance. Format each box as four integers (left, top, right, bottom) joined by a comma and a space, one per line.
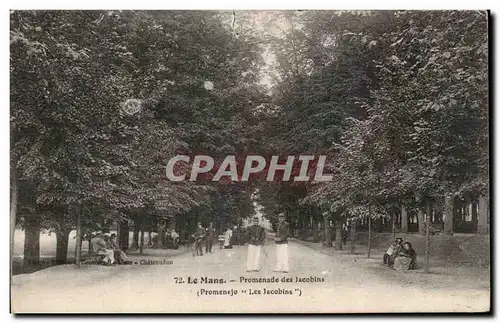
10, 10, 265, 271
10, 10, 489, 274
253, 11, 489, 272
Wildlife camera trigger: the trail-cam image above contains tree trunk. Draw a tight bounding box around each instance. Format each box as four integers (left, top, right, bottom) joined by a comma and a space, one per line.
88, 237, 93, 256
443, 195, 454, 235
312, 216, 319, 242
55, 228, 70, 264
424, 199, 431, 274
400, 205, 408, 233
401, 205, 408, 233
477, 195, 489, 234
118, 220, 129, 251
131, 222, 139, 250
147, 230, 152, 246
377, 217, 382, 233
335, 221, 343, 250
75, 207, 82, 268
157, 222, 165, 249
10, 171, 18, 276
350, 219, 357, 254
472, 200, 478, 227
23, 217, 40, 273
391, 212, 396, 240
323, 216, 332, 247
139, 219, 145, 255
169, 217, 176, 230
418, 209, 426, 235
367, 214, 372, 258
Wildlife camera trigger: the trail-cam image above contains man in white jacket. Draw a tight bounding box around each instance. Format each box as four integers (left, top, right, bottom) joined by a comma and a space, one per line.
274, 213, 290, 273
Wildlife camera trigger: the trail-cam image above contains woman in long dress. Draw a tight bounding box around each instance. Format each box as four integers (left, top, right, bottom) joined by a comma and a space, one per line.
110, 233, 132, 264
393, 241, 417, 271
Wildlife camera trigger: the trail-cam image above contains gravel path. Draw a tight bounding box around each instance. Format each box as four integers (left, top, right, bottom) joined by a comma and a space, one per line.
11, 240, 490, 313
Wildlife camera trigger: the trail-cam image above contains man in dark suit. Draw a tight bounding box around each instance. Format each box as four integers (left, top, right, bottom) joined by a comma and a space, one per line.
192, 222, 206, 256
205, 222, 216, 253
246, 217, 266, 272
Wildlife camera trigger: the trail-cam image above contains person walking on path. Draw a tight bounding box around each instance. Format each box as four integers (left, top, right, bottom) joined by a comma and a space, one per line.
246, 217, 266, 272
192, 222, 206, 256
205, 222, 216, 253
274, 213, 290, 273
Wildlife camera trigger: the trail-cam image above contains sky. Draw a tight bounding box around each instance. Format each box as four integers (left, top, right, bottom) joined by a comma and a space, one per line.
225, 10, 298, 89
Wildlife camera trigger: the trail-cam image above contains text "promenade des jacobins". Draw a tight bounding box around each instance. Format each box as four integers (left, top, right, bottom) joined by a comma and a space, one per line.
165, 155, 334, 182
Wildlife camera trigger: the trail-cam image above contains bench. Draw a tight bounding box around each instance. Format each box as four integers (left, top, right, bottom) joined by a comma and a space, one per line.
427, 224, 442, 235
80, 254, 107, 265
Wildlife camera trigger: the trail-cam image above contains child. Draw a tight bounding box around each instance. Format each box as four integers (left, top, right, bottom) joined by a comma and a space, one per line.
383, 238, 403, 267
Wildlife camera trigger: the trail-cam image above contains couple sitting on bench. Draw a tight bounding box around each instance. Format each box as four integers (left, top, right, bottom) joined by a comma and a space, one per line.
91, 232, 131, 265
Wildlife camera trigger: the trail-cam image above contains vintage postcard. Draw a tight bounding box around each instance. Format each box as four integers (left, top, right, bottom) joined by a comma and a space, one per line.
10, 9, 490, 313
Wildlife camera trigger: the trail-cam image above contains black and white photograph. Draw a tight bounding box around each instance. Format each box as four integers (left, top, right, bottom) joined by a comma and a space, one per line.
9, 8, 490, 313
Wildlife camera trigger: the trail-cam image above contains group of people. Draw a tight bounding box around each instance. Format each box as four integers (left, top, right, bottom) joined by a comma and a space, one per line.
191, 222, 218, 256
91, 232, 132, 265
383, 237, 417, 271
88, 213, 292, 272
245, 213, 290, 273
164, 229, 180, 249
190, 214, 290, 273
192, 222, 248, 254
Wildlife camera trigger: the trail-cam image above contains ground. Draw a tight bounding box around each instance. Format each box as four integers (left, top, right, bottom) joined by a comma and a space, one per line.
11, 235, 490, 313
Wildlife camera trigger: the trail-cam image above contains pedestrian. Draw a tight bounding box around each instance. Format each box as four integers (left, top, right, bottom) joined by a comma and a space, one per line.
342, 223, 349, 245
192, 222, 206, 256
274, 213, 290, 273
246, 217, 266, 272
230, 225, 239, 246
205, 222, 216, 253
171, 229, 179, 249
223, 226, 233, 249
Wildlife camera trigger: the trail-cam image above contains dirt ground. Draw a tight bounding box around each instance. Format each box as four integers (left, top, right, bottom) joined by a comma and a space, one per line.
11, 236, 490, 313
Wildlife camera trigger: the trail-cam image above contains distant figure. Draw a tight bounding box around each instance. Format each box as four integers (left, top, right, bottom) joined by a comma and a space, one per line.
91, 233, 115, 265
230, 225, 239, 246
274, 213, 290, 273
164, 229, 172, 248
224, 226, 233, 249
218, 234, 225, 249
246, 217, 266, 272
192, 222, 206, 256
383, 237, 403, 267
342, 223, 349, 245
205, 222, 216, 253
110, 233, 131, 264
170, 229, 179, 249
393, 241, 417, 271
